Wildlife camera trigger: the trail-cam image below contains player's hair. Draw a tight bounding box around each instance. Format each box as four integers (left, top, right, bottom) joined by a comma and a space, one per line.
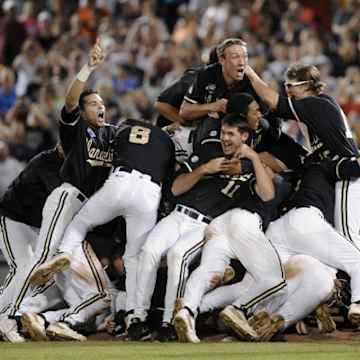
226, 93, 255, 118
217, 38, 247, 59
79, 89, 99, 110
222, 113, 251, 133
285, 63, 326, 95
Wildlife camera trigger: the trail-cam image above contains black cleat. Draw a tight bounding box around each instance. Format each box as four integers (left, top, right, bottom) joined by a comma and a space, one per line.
156, 323, 177, 342
127, 318, 151, 341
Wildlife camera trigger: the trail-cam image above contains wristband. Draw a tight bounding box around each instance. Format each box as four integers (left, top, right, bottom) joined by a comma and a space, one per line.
76, 64, 94, 82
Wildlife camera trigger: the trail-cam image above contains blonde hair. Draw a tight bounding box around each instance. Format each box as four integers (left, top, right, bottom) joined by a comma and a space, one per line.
217, 38, 247, 59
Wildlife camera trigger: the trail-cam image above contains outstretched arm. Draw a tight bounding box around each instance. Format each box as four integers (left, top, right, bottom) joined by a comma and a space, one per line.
65, 38, 105, 112
245, 66, 279, 110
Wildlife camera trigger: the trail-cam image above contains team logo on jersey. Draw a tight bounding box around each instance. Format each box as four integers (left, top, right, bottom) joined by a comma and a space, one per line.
87, 127, 97, 139
86, 138, 113, 167
209, 130, 218, 137
205, 84, 216, 103
190, 155, 199, 163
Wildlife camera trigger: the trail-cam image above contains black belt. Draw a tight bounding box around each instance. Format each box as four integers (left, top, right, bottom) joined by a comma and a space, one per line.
176, 205, 211, 224
112, 166, 161, 186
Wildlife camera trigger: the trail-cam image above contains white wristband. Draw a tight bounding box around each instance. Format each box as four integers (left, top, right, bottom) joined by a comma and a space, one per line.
76, 64, 94, 82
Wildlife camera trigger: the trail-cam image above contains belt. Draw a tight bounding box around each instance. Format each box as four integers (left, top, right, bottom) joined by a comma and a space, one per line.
176, 205, 211, 224
112, 166, 161, 186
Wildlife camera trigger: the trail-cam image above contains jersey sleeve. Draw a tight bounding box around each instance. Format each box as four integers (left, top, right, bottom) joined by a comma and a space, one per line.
60, 106, 80, 126
322, 157, 360, 181
183, 71, 206, 104
158, 80, 188, 108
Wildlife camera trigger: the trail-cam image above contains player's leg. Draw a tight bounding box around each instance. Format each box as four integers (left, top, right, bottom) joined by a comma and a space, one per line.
162, 222, 206, 325
227, 209, 287, 315
123, 177, 161, 320
335, 179, 360, 248
134, 212, 181, 323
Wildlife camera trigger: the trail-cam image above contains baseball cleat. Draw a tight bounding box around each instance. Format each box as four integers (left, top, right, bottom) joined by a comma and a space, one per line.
126, 318, 151, 341
348, 303, 360, 325
21, 313, 48, 341
174, 308, 200, 343
30, 253, 71, 286
315, 303, 336, 333
258, 314, 285, 341
219, 305, 258, 341
0, 317, 26, 343
156, 322, 177, 342
46, 322, 86, 341
295, 321, 309, 335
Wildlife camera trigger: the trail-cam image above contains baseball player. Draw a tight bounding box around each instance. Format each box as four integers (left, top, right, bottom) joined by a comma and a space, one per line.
26, 39, 114, 293
264, 156, 360, 326
131, 114, 282, 342
31, 118, 175, 330
245, 63, 360, 249
198, 254, 337, 337
0, 145, 63, 342
173, 122, 287, 343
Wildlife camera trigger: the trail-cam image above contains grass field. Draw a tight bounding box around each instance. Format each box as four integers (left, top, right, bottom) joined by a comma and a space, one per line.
1, 341, 360, 360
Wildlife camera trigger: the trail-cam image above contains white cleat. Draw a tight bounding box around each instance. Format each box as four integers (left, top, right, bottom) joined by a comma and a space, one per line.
348, 303, 360, 326
174, 308, 200, 343
30, 254, 71, 286
21, 313, 48, 341
46, 322, 87, 342
219, 305, 258, 341
0, 317, 26, 343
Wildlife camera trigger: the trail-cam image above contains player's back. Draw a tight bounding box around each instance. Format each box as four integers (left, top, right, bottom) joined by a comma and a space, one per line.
113, 119, 175, 184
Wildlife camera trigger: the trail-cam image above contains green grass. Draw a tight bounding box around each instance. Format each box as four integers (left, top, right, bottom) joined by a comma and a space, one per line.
1, 342, 360, 360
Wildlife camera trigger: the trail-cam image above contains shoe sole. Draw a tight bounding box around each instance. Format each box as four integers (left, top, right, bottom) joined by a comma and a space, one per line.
258, 315, 285, 341
315, 304, 336, 333
21, 314, 48, 341
348, 312, 360, 326
220, 309, 257, 341
174, 316, 199, 343
30, 257, 70, 286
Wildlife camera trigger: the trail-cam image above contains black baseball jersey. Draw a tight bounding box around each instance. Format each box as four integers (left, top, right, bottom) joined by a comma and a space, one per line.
157, 66, 203, 127
175, 147, 269, 224
286, 157, 359, 224
276, 94, 359, 160
59, 106, 114, 197
112, 119, 175, 184
0, 148, 63, 228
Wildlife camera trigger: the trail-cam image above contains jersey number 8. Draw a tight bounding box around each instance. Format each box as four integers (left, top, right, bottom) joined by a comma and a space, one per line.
129, 126, 151, 144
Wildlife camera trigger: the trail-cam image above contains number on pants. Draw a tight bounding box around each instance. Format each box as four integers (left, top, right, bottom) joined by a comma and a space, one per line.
129, 126, 151, 144
221, 180, 240, 198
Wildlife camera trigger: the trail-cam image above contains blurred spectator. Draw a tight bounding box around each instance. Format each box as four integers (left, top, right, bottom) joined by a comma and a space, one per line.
0, 66, 17, 115
0, 0, 27, 66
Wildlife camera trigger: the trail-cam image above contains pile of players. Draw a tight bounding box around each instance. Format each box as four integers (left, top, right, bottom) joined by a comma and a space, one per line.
1, 37, 360, 344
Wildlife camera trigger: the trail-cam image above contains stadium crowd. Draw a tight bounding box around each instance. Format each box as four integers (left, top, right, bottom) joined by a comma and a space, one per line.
0, 0, 360, 344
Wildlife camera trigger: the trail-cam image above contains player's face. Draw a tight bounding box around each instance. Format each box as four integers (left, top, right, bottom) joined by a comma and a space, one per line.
246, 100, 262, 130
285, 80, 312, 100
220, 45, 248, 84
82, 94, 106, 127
220, 123, 249, 156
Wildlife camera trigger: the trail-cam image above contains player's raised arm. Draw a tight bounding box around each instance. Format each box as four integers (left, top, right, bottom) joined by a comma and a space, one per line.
65, 38, 105, 112
245, 65, 279, 110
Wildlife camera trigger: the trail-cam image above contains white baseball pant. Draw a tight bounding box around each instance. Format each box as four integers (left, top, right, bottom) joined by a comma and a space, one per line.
5, 182, 87, 316
335, 178, 360, 248
182, 208, 287, 315
200, 255, 336, 329
59, 168, 161, 314
266, 206, 360, 303
0, 217, 38, 316
19, 241, 111, 327
134, 204, 208, 323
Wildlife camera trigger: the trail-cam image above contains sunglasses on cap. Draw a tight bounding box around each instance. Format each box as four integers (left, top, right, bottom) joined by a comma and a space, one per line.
284, 80, 312, 88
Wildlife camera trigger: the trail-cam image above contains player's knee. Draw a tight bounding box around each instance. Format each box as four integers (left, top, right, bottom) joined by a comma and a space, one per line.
228, 210, 258, 239
140, 246, 163, 266
167, 246, 186, 270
